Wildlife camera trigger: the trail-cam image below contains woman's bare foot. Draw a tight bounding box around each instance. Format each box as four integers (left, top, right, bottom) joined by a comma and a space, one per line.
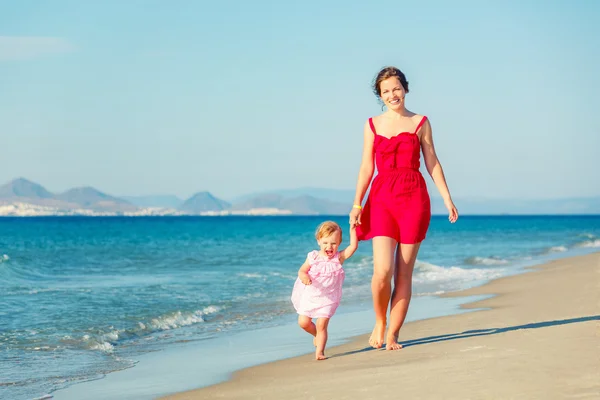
368, 321, 386, 348
316, 352, 327, 360
385, 333, 402, 350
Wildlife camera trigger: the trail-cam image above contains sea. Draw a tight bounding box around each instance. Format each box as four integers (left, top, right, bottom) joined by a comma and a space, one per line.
1, 215, 599, 400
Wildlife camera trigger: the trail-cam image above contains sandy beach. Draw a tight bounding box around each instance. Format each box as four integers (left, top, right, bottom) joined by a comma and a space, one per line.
162, 252, 600, 400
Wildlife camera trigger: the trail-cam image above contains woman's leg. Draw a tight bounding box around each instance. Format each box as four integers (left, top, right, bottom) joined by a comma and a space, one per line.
385, 242, 421, 350
369, 236, 398, 348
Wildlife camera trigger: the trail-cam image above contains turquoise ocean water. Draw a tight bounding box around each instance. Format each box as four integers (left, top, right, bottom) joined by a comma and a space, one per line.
1, 215, 599, 400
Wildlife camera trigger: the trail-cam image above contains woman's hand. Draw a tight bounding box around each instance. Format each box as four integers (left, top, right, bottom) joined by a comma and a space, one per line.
349, 206, 362, 227
445, 199, 459, 223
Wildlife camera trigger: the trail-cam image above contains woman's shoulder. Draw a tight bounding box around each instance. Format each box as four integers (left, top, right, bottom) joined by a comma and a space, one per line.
407, 112, 427, 122
368, 112, 427, 122
367, 113, 384, 123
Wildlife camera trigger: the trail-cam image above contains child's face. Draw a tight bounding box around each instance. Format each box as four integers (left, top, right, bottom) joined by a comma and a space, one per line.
317, 231, 341, 259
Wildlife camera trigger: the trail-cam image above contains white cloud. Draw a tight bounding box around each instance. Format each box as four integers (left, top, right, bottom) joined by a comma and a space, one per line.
0, 36, 75, 61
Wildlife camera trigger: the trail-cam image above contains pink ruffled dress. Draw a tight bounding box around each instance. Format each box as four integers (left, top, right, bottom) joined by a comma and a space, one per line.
291, 250, 345, 319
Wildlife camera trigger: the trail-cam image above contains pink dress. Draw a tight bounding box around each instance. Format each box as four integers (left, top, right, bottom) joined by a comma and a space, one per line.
291, 250, 345, 319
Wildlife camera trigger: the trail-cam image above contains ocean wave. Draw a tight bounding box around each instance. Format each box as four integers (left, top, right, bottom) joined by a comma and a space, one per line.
415, 290, 446, 296
578, 233, 597, 239
84, 337, 115, 353
233, 291, 268, 301
343, 255, 374, 277
28, 288, 63, 295
349, 255, 373, 267
414, 261, 503, 285
463, 256, 509, 266
340, 282, 371, 297
32, 395, 54, 400
237, 272, 264, 279
575, 239, 600, 248
0, 259, 60, 283
65, 306, 221, 354
546, 246, 568, 253
269, 271, 296, 280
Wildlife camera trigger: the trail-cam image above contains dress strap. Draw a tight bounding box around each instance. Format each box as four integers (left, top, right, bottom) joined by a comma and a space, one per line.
368, 118, 377, 135
414, 116, 428, 134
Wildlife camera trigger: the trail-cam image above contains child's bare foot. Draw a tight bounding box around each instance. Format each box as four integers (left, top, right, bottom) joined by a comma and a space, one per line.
385, 333, 402, 350
316, 353, 327, 360
368, 321, 386, 349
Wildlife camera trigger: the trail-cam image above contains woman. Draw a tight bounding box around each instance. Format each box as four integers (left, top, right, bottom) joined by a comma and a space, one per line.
350, 66, 458, 350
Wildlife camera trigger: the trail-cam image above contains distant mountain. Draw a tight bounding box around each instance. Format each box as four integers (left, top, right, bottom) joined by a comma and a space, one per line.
0, 177, 54, 199
230, 194, 283, 210
230, 194, 349, 215
1, 177, 598, 216
232, 187, 355, 204
447, 197, 600, 215
0, 178, 140, 213
179, 192, 231, 214
281, 195, 349, 215
55, 187, 137, 212
122, 195, 183, 209
230, 187, 600, 215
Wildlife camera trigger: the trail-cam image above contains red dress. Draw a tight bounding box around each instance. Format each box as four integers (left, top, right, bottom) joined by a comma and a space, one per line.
356, 116, 431, 244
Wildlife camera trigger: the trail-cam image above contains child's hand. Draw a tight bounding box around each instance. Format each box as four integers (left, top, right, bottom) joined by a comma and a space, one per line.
299, 271, 312, 285
349, 206, 362, 227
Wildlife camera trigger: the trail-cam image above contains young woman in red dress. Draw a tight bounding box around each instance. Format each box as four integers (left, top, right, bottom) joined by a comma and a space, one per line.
351, 66, 459, 350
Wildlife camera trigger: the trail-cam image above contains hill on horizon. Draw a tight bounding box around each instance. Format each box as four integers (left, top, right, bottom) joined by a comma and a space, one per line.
122, 195, 184, 209
1, 178, 599, 215
179, 192, 231, 214
227, 187, 600, 215
0, 178, 352, 215
229, 193, 348, 215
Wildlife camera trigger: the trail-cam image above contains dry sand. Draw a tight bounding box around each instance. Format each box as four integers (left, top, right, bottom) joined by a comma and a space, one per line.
162, 252, 600, 400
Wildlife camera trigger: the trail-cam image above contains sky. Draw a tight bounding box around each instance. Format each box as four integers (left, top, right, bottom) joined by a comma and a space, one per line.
1, 0, 599, 201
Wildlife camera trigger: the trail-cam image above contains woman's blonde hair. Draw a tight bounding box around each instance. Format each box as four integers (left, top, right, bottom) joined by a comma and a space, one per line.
315, 221, 343, 241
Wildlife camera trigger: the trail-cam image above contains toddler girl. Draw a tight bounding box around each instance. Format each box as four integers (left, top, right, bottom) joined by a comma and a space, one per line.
291, 221, 358, 360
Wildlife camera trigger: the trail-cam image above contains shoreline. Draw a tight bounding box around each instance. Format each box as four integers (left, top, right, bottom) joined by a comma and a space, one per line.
50, 290, 485, 400
161, 251, 600, 400
47, 248, 599, 400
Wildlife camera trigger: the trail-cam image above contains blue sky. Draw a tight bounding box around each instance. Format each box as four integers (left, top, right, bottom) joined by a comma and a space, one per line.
1, 0, 598, 201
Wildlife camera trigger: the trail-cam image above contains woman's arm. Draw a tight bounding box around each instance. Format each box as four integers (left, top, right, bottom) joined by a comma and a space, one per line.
351, 120, 375, 226
420, 119, 458, 223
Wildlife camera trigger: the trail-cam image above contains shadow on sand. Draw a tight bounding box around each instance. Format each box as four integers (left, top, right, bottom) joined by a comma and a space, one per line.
330, 315, 600, 358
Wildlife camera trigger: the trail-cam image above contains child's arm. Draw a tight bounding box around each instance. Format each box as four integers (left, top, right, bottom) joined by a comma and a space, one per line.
298, 256, 312, 285
339, 224, 358, 263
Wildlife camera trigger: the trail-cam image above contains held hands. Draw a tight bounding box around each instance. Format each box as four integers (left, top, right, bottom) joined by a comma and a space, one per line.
349, 205, 362, 227
444, 199, 459, 223
299, 271, 312, 285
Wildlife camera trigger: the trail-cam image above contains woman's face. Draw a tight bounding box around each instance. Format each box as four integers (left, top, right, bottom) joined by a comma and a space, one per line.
379, 77, 406, 110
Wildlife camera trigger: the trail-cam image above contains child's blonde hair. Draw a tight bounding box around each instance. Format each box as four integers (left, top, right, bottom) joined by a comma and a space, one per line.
315, 221, 343, 241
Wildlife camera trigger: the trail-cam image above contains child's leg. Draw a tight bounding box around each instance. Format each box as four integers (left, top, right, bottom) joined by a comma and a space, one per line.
298, 315, 317, 337
315, 317, 330, 360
